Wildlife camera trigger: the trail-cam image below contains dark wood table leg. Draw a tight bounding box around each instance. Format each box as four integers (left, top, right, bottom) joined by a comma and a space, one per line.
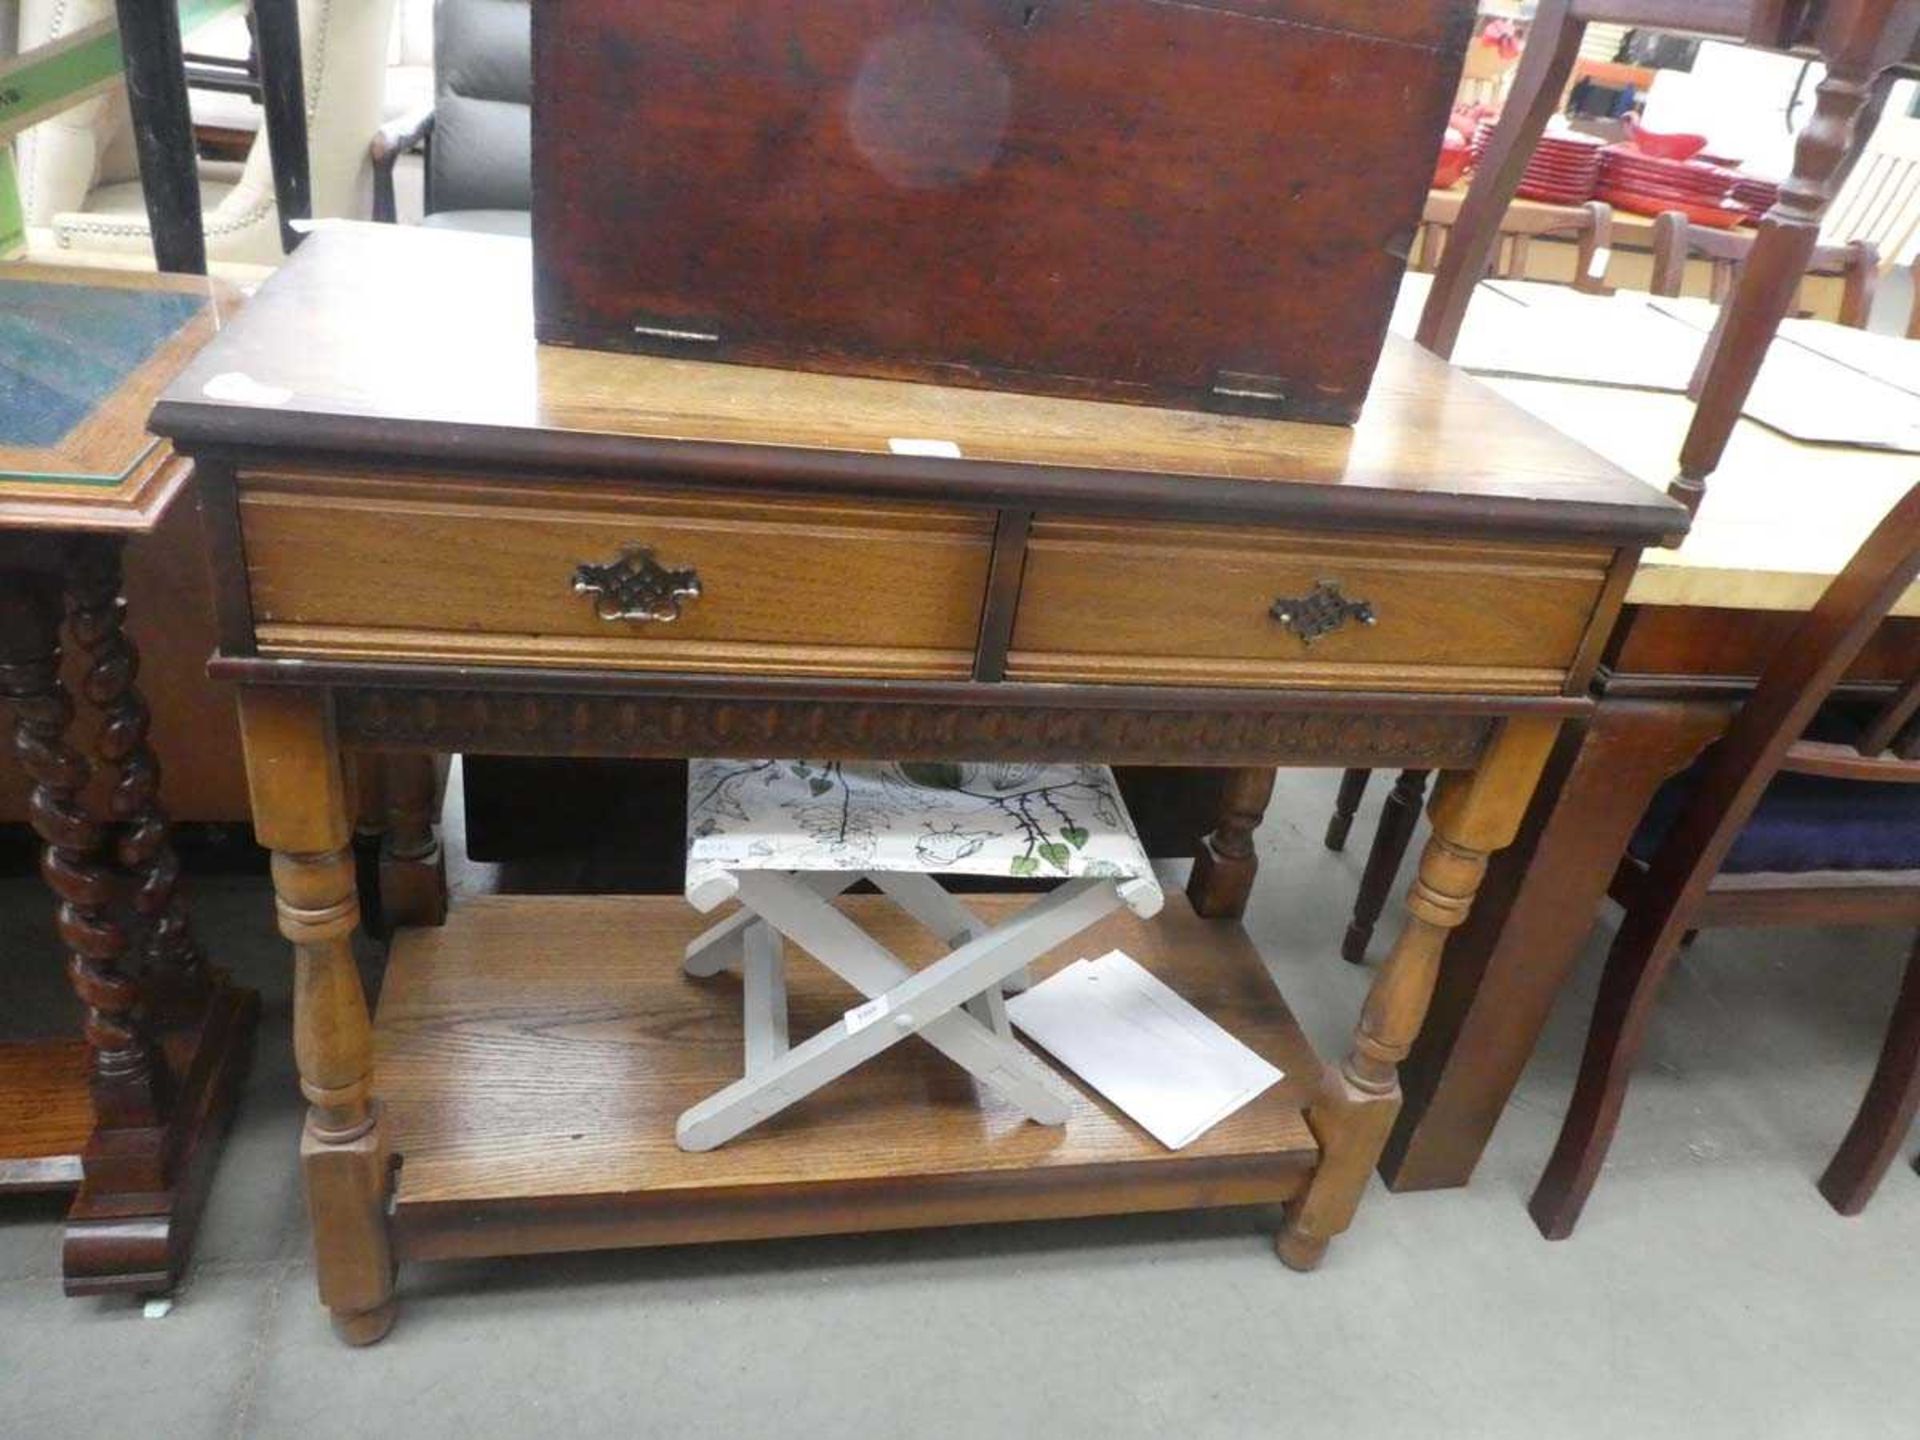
0, 545, 259, 1295
1187, 766, 1276, 920
114, 0, 207, 275
58, 537, 260, 1294
1323, 768, 1369, 851
1377, 699, 1728, 1192
67, 539, 212, 1025
0, 564, 163, 1136
1342, 769, 1430, 965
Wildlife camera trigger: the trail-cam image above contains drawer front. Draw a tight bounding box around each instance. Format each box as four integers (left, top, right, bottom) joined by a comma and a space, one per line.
1007, 518, 1613, 693
239, 470, 994, 678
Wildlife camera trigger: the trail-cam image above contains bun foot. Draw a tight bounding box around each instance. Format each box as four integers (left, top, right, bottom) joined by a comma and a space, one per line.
1275, 1216, 1329, 1272
332, 1298, 397, 1347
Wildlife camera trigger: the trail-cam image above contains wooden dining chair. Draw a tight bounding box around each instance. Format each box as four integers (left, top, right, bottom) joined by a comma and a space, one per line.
1529, 481, 1920, 1239
1649, 212, 1880, 326
1417, 0, 1920, 513
1413, 193, 1617, 294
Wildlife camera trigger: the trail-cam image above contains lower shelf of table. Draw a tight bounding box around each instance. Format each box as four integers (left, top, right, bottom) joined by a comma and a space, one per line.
377, 891, 1324, 1262
0, 1039, 91, 1191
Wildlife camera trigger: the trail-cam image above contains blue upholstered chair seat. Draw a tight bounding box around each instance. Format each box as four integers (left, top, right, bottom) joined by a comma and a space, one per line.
1630, 710, 1920, 874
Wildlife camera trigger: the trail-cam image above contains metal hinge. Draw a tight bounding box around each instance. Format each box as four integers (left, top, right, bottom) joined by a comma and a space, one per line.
1210, 371, 1290, 415
631, 319, 721, 348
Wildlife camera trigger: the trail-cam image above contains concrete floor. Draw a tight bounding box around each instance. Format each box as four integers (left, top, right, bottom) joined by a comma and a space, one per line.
2, 766, 1916, 1438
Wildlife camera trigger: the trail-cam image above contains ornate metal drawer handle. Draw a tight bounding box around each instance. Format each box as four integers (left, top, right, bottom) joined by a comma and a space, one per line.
573, 545, 703, 623
1269, 581, 1375, 646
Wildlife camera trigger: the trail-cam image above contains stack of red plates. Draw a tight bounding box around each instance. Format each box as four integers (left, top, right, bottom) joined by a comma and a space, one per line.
1597, 146, 1747, 228
1472, 122, 1604, 203
1729, 176, 1781, 225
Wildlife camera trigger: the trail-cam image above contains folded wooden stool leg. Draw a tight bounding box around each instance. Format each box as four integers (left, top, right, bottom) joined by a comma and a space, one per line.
869, 871, 1032, 998
684, 870, 857, 977
741, 921, 789, 1075
676, 759, 1163, 1152
675, 873, 1119, 1150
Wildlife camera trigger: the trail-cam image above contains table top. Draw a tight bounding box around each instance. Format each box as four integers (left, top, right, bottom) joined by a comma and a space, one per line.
0, 262, 238, 532
149, 224, 1683, 546
1391, 273, 1920, 617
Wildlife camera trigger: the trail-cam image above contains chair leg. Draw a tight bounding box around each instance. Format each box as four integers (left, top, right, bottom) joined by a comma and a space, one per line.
1342, 770, 1430, 965
1674, 44, 1908, 502
1528, 904, 1691, 1239
1817, 934, 1920, 1216
1414, 0, 1585, 358
1324, 769, 1370, 852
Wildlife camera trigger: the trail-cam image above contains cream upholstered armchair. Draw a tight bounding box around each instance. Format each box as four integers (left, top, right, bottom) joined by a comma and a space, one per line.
12, 0, 394, 271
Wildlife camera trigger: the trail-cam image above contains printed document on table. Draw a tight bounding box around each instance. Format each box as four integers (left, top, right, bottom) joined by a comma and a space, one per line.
1007, 949, 1283, 1150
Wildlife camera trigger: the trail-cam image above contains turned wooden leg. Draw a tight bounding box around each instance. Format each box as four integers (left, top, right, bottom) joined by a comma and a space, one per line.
1187, 767, 1276, 920
1323, 769, 1369, 852
66, 538, 210, 1023
1674, 32, 1915, 501
1278, 718, 1558, 1269
238, 688, 395, 1345
0, 569, 163, 1139
1817, 934, 1920, 1216
377, 753, 447, 929
1342, 769, 1430, 966
1380, 701, 1727, 1193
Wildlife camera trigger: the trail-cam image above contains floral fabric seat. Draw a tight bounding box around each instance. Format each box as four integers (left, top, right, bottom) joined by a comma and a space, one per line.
685, 760, 1155, 886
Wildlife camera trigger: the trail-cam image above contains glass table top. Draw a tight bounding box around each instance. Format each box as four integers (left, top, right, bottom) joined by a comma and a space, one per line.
1, 274, 210, 485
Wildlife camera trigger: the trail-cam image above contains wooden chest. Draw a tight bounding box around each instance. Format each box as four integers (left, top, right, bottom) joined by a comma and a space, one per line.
532, 0, 1475, 423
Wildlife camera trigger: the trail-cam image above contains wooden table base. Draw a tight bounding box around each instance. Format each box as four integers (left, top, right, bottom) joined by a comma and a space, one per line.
0, 981, 257, 1294
376, 892, 1320, 1265
60, 981, 258, 1295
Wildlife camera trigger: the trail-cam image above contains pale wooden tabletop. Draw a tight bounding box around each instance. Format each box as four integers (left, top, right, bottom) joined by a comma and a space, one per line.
1392, 273, 1920, 616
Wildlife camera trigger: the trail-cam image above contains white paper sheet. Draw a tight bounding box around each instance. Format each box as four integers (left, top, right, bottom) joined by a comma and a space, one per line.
1006, 949, 1283, 1151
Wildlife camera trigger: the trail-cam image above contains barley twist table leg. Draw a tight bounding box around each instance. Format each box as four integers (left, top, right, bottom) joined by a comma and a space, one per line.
0, 570, 161, 1133
66, 537, 210, 1020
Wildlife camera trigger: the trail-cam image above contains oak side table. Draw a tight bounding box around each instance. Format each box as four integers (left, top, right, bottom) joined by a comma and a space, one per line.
0, 262, 257, 1294
149, 224, 1686, 1344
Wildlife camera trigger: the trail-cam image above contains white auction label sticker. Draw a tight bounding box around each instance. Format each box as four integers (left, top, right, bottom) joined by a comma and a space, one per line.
202, 371, 294, 406
844, 994, 891, 1035
887, 437, 963, 459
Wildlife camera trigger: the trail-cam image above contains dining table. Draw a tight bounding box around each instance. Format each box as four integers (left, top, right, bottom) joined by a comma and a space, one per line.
1378, 272, 1920, 1196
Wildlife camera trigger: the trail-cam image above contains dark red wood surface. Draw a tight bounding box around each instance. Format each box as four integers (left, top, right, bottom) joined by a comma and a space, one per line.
532, 0, 1474, 422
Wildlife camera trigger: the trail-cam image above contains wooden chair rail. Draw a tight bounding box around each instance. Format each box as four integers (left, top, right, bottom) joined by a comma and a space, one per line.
1649, 212, 1880, 327
1780, 737, 1920, 780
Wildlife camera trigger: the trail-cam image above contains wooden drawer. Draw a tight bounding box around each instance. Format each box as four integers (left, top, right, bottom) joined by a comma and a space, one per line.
238, 470, 994, 679
1006, 518, 1615, 693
